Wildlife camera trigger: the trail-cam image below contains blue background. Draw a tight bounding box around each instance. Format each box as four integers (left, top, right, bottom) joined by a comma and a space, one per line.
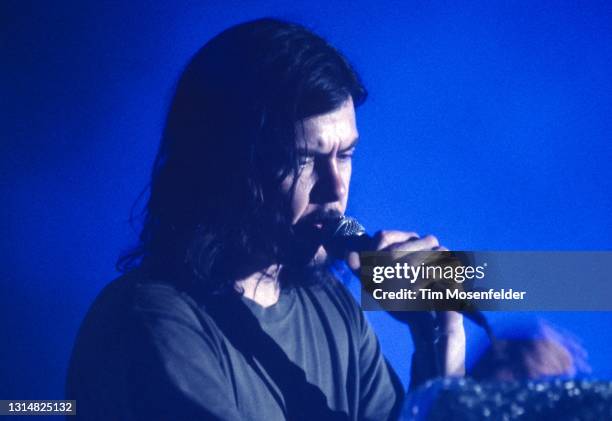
3, 0, 612, 400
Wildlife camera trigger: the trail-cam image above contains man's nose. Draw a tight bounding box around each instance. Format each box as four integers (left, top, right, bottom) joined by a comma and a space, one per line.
312, 159, 346, 203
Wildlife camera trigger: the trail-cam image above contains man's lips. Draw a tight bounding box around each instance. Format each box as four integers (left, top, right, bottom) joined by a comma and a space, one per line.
294, 210, 343, 245
300, 222, 324, 235
299, 211, 343, 228
294, 219, 331, 240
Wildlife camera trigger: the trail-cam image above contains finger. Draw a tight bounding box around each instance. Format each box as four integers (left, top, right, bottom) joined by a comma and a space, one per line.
372, 230, 419, 250
385, 234, 440, 252
347, 251, 360, 272
435, 311, 464, 334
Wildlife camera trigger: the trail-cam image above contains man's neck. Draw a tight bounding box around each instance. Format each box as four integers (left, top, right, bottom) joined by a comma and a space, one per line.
234, 265, 281, 308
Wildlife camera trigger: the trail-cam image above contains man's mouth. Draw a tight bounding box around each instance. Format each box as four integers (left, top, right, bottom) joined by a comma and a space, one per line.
299, 221, 325, 238
294, 211, 343, 239
288, 211, 344, 264
303, 210, 343, 226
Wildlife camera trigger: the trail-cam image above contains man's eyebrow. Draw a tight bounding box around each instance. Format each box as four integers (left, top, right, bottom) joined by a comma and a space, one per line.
297, 137, 359, 155
339, 137, 359, 153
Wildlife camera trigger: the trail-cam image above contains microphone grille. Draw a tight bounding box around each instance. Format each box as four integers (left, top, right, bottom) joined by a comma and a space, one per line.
329, 216, 366, 238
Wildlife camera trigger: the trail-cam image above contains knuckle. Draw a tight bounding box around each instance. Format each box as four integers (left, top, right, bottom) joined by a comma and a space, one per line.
424, 235, 439, 247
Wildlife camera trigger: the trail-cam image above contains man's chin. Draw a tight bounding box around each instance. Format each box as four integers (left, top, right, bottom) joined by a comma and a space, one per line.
287, 242, 332, 269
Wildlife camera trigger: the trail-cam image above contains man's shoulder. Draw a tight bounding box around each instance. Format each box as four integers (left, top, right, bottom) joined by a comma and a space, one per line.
77, 271, 217, 344
66, 272, 226, 408
87, 271, 190, 312
128, 274, 201, 319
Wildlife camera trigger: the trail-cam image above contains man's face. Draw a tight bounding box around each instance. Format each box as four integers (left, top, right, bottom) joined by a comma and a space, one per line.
281, 97, 359, 263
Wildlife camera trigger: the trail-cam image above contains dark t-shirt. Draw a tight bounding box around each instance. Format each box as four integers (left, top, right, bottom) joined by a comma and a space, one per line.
66, 271, 404, 420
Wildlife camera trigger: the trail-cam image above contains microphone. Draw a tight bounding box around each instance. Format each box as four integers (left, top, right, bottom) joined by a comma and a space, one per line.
322, 215, 372, 256
323, 216, 492, 335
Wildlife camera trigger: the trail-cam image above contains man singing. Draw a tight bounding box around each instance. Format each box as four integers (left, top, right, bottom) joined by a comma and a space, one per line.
67, 18, 465, 420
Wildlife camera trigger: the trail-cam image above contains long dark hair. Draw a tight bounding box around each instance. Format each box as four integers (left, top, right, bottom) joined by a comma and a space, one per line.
118, 18, 366, 292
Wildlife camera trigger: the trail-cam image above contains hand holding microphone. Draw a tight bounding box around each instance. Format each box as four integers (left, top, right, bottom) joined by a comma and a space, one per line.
323, 216, 466, 380
322, 215, 489, 327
